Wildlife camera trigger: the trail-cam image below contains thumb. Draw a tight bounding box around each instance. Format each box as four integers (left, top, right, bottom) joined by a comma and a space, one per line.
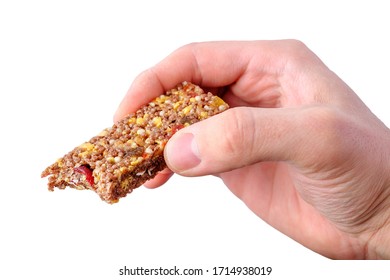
164, 106, 314, 176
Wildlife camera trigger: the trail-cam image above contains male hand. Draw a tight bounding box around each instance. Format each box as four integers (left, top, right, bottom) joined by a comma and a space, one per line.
115, 40, 390, 259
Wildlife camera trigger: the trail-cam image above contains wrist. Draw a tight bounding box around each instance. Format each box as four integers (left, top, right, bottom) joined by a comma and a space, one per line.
366, 217, 390, 259
364, 190, 390, 259
366, 141, 390, 259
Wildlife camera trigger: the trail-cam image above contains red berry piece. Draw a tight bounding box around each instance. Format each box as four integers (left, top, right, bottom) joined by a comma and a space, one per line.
74, 165, 94, 186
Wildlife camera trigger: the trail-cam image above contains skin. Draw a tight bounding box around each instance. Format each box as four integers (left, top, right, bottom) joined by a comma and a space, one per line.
115, 40, 390, 259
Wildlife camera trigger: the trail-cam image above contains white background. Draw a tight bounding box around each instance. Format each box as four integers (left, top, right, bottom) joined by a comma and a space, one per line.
1, 0, 389, 279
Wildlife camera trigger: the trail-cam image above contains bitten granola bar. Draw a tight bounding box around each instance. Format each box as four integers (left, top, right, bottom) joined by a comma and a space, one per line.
41, 82, 229, 203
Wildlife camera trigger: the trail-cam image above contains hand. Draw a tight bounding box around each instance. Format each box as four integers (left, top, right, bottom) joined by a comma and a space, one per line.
115, 40, 390, 259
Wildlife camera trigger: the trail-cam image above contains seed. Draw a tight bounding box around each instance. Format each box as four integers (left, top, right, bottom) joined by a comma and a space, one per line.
136, 128, 146, 136
219, 105, 227, 111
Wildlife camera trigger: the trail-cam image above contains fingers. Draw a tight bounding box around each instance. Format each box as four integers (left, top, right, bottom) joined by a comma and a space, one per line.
114, 41, 248, 121
164, 106, 343, 176
114, 40, 293, 122
114, 39, 343, 123
143, 168, 173, 189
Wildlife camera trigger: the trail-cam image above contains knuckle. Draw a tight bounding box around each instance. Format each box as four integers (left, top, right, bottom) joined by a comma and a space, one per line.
280, 39, 318, 69
284, 39, 308, 51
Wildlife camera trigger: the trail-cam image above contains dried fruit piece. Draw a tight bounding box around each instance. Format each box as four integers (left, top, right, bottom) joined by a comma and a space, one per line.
74, 165, 94, 186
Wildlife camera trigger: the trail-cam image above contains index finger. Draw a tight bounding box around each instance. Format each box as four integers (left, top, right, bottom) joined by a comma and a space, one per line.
114, 40, 277, 122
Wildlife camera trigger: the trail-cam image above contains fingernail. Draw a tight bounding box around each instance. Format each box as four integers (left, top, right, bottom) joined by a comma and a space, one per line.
165, 133, 201, 172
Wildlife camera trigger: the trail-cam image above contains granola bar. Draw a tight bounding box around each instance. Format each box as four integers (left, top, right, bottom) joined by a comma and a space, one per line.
41, 82, 229, 203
